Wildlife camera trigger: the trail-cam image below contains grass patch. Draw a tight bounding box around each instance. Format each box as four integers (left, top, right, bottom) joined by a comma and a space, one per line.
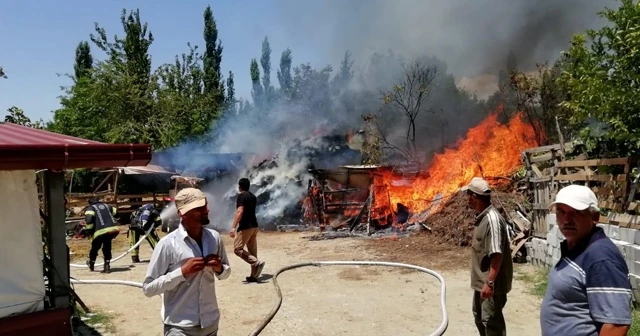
515, 266, 549, 298
76, 305, 116, 334
631, 309, 640, 336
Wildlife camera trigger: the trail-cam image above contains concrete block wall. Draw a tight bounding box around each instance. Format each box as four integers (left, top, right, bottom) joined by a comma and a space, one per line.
525, 214, 640, 303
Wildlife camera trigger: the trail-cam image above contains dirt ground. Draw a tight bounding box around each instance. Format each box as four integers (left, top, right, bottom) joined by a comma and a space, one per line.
70, 231, 542, 336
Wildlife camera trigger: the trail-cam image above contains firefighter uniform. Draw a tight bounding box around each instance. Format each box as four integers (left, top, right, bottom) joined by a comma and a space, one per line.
84, 198, 119, 273
129, 203, 162, 263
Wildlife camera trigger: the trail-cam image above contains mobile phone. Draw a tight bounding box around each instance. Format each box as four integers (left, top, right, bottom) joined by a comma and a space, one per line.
204, 254, 219, 262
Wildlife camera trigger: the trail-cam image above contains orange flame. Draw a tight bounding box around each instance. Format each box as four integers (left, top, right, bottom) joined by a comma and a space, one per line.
377, 110, 540, 215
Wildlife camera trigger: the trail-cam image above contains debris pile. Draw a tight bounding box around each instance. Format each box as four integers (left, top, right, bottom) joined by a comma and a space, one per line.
424, 188, 527, 247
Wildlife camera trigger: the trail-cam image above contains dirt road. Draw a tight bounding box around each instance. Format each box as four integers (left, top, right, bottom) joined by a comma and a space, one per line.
70, 232, 541, 335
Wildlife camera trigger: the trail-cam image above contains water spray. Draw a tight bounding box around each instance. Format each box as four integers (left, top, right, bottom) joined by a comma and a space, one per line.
69, 224, 156, 268
71, 260, 448, 336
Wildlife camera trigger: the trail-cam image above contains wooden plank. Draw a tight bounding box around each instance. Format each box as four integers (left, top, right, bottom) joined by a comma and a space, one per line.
608, 213, 640, 228
628, 201, 640, 212
556, 173, 627, 182
557, 157, 629, 168
531, 164, 543, 178
530, 153, 553, 163
529, 176, 552, 183
599, 200, 623, 212
524, 142, 575, 154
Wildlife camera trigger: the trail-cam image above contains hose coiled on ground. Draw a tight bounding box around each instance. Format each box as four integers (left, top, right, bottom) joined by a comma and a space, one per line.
69, 225, 156, 268
71, 261, 448, 336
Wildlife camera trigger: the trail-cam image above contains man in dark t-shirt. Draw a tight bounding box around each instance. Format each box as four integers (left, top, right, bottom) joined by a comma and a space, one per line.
230, 178, 265, 282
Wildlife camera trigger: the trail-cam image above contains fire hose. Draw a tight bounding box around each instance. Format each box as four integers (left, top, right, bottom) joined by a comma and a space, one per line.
69, 225, 156, 268
71, 261, 449, 336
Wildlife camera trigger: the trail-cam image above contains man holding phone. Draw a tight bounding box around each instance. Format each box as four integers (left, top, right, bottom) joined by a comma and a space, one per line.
142, 188, 230, 336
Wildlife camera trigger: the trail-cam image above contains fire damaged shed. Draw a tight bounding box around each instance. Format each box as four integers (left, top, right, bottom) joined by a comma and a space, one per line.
0, 122, 152, 336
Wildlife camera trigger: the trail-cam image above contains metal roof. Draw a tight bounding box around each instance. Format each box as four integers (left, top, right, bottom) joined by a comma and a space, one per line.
0, 122, 152, 170
0, 122, 103, 145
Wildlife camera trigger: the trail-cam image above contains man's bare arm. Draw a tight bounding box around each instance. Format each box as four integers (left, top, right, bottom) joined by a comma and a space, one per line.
599, 323, 630, 336
231, 206, 244, 231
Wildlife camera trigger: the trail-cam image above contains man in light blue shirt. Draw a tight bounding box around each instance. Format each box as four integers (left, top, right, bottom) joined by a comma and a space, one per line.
143, 188, 231, 336
541, 185, 632, 336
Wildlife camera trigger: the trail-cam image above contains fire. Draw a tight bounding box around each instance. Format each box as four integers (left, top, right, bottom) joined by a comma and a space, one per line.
376, 109, 540, 216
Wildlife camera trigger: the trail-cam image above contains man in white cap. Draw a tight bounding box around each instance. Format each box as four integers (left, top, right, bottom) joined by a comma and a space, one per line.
540, 184, 632, 336
463, 177, 513, 336
142, 188, 230, 336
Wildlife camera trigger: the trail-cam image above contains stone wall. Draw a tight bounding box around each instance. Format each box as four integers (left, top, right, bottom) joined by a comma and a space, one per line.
525, 214, 640, 302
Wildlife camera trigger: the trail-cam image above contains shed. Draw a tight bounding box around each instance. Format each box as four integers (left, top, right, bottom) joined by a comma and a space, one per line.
0, 122, 151, 336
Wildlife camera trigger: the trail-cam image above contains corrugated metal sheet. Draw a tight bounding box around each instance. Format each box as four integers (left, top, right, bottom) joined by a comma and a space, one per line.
0, 122, 152, 170
0, 123, 104, 145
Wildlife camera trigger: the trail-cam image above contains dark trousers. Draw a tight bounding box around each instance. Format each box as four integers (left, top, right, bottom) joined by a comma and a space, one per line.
473, 291, 507, 336
89, 232, 118, 261
129, 227, 159, 257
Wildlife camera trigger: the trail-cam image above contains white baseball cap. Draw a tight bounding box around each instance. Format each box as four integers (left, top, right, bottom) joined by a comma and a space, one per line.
461, 177, 491, 196
549, 184, 599, 211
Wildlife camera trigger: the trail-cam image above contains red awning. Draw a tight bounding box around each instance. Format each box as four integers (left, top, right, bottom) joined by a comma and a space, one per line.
0, 123, 152, 170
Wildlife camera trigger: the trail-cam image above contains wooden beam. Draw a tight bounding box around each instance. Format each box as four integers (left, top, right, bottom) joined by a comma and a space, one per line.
556, 173, 627, 182
557, 157, 629, 168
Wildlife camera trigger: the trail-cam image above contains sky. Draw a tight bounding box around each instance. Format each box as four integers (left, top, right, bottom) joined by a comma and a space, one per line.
0, 0, 326, 122
0, 0, 609, 123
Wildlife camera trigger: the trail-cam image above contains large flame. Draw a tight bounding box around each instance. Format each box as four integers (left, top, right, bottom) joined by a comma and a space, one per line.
376, 110, 540, 216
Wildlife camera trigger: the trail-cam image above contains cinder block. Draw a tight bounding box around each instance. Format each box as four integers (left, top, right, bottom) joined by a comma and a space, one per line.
597, 223, 611, 236
627, 259, 636, 275
546, 213, 557, 226
631, 245, 640, 262
553, 247, 561, 259
630, 274, 640, 289
613, 240, 630, 257
620, 228, 630, 243
546, 233, 556, 246
610, 225, 620, 240
633, 289, 640, 303
631, 229, 640, 245
634, 262, 640, 277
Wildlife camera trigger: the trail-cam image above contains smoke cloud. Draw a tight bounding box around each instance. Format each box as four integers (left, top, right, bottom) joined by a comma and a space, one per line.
273, 0, 612, 78
155, 0, 614, 230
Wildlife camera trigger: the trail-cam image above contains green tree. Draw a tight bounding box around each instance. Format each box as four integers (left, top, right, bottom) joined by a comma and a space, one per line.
260, 37, 274, 109
203, 5, 225, 106
4, 106, 44, 129
74, 41, 93, 80
225, 70, 236, 113
559, 0, 640, 156
277, 48, 293, 101
250, 58, 263, 109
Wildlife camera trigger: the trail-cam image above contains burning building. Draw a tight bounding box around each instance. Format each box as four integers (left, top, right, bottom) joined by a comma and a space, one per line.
302, 110, 540, 234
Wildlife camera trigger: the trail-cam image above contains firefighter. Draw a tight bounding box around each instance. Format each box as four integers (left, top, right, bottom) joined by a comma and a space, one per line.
129, 203, 162, 263
84, 197, 119, 273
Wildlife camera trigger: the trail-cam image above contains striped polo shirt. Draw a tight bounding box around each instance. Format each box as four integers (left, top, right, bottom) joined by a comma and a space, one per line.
540, 227, 633, 335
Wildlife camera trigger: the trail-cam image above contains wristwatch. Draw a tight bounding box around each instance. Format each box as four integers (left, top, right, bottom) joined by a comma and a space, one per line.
486, 280, 495, 288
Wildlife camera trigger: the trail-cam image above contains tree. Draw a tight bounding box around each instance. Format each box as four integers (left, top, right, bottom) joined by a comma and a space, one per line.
260, 37, 274, 109
74, 41, 93, 80
559, 0, 640, 156
203, 5, 224, 106
0, 66, 5, 79
225, 70, 236, 113
277, 48, 293, 101
4, 106, 44, 129
381, 60, 437, 157
250, 58, 263, 109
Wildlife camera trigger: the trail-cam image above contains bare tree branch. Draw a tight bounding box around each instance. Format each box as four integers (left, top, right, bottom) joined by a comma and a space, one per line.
380, 60, 438, 156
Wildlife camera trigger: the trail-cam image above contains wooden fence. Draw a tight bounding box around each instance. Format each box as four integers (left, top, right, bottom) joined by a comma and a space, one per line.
523, 141, 638, 237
